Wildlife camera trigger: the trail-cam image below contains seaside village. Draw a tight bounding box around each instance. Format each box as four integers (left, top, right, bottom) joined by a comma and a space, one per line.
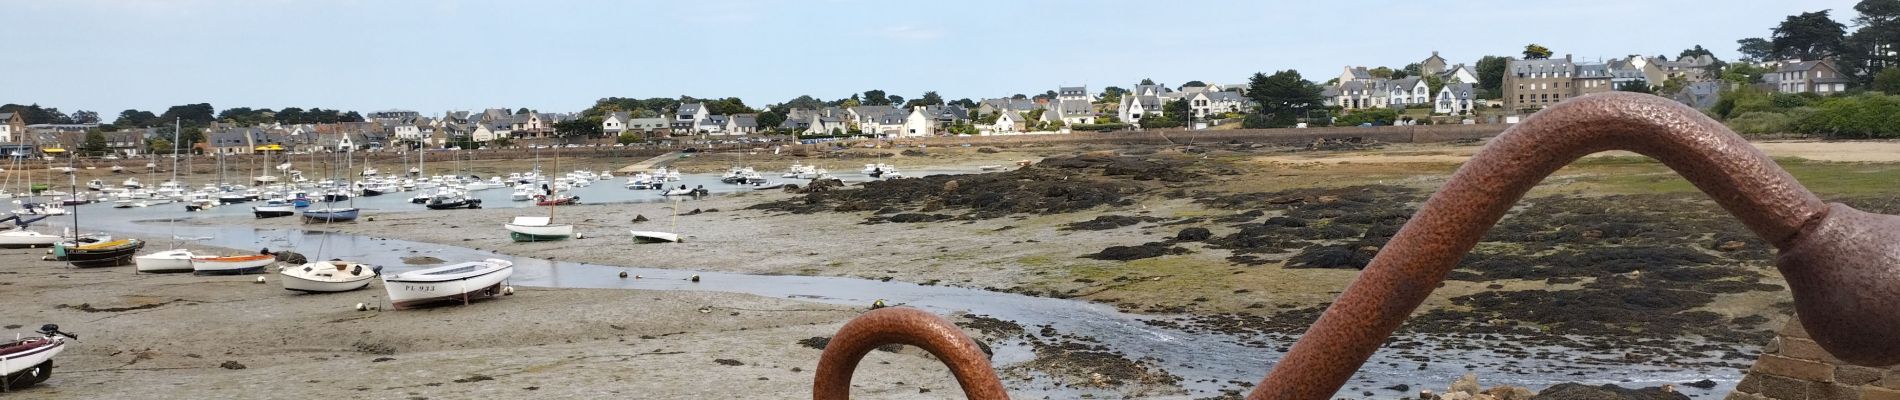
0, 50, 1832, 159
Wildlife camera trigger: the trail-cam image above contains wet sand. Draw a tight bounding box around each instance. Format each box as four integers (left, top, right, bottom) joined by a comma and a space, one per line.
0, 235, 971, 399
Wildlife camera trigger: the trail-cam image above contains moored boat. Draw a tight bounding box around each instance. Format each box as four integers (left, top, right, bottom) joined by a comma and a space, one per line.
2, 324, 77, 390
301, 208, 360, 223
504, 216, 572, 242
628, 230, 681, 243
191, 254, 275, 275
60, 239, 144, 268
0, 230, 62, 249
133, 249, 196, 273
279, 261, 378, 293
381, 259, 514, 310
252, 200, 295, 218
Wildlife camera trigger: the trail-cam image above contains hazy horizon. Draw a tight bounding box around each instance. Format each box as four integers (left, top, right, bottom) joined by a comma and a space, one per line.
1, 0, 1859, 116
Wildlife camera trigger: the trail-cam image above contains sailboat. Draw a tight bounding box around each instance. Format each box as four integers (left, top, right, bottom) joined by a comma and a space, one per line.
302, 150, 359, 223
279, 260, 377, 293
135, 120, 201, 274
629, 196, 684, 243
0, 214, 60, 249
57, 174, 142, 268
505, 150, 573, 242
1, 324, 78, 390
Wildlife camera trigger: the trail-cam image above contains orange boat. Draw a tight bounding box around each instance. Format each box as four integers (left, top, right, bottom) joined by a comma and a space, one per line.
190, 254, 276, 275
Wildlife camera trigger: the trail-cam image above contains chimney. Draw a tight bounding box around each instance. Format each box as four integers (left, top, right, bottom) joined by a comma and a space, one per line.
1565, 54, 1573, 62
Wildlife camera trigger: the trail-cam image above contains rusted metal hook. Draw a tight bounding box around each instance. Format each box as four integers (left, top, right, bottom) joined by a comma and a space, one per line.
812, 93, 1900, 400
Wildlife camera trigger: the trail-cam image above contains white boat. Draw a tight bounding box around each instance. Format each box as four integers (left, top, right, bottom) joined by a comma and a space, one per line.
190, 254, 276, 275
279, 261, 377, 293
2, 324, 77, 390
121, 178, 143, 189
381, 259, 514, 310
628, 230, 681, 243
510, 186, 534, 201
85, 179, 104, 191
505, 216, 573, 242
133, 249, 196, 273
0, 230, 62, 249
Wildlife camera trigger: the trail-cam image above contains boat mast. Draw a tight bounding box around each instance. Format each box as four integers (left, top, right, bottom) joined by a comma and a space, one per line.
548, 149, 558, 221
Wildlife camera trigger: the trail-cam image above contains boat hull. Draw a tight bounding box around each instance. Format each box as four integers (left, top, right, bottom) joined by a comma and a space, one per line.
133, 249, 195, 273
62, 240, 144, 268
1, 338, 65, 389
192, 255, 276, 275
505, 223, 573, 242
280, 262, 377, 293
0, 231, 62, 249
253, 205, 295, 218
628, 230, 681, 243
301, 208, 359, 223
382, 261, 513, 310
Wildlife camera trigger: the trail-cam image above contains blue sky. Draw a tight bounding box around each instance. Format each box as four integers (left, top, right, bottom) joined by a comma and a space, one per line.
0, 0, 1861, 116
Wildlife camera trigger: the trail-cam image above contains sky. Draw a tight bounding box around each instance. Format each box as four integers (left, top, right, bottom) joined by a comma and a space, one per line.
0, 0, 1864, 117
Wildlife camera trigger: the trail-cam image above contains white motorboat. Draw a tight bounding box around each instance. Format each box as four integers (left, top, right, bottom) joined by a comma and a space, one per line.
0, 230, 62, 249
190, 254, 276, 275
85, 179, 105, 191
133, 249, 196, 273
381, 259, 514, 310
510, 186, 534, 201
121, 178, 143, 189
279, 261, 378, 293
628, 230, 681, 243
1, 324, 77, 390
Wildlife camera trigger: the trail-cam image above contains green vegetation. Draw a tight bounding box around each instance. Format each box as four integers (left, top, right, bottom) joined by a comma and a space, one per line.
1586, 157, 1900, 196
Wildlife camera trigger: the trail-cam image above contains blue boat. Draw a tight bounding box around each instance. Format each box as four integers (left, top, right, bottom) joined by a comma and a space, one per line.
301, 207, 359, 223
292, 197, 311, 208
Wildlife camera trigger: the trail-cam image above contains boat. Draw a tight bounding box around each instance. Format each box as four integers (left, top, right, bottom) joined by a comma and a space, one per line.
85, 179, 104, 191
121, 178, 142, 189
381, 259, 514, 310
278, 261, 378, 293
424, 192, 482, 210
752, 182, 788, 191
504, 216, 572, 242
10, 203, 66, 216
191, 254, 276, 275
60, 239, 144, 268
533, 195, 577, 206
628, 230, 681, 243
301, 207, 359, 223
133, 249, 196, 274
252, 199, 295, 218
0, 230, 62, 249
2, 324, 77, 390
510, 186, 533, 201
408, 191, 430, 204
217, 191, 249, 204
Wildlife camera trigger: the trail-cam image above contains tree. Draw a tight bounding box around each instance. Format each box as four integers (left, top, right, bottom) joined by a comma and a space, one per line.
0, 104, 71, 124
515, 107, 531, 115
1616, 80, 1655, 94
1876, 67, 1900, 93
1424, 75, 1446, 97
1139, 78, 1156, 85
1679, 45, 1715, 60
617, 131, 642, 144
1368, 67, 1394, 79
951, 98, 977, 108
862, 90, 890, 106
704, 97, 753, 115
756, 111, 786, 131
1722, 63, 1770, 85
157, 103, 214, 125
1182, 80, 1208, 88
1476, 56, 1509, 99
553, 118, 602, 140
1010, 94, 1027, 100
115, 109, 158, 127
885, 95, 904, 105
1164, 99, 1192, 121
781, 95, 826, 110
1522, 44, 1553, 59
1098, 86, 1126, 104
146, 138, 173, 155
1772, 10, 1847, 60
919, 91, 944, 106
1245, 70, 1323, 127
71, 110, 100, 124
1658, 76, 1690, 96
1736, 38, 1777, 62
1401, 63, 1423, 78
82, 130, 107, 155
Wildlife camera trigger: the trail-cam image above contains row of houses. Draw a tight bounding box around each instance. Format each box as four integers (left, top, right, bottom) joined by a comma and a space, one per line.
1324, 51, 1483, 116
1500, 52, 1849, 112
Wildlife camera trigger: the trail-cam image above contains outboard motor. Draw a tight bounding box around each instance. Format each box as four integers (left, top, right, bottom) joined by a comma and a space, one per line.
37, 324, 77, 340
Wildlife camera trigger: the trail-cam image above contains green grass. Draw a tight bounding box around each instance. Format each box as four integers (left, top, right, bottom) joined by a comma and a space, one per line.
1580, 157, 1900, 197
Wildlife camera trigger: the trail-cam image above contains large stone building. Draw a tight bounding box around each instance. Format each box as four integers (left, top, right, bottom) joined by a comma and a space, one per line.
1502, 55, 1614, 112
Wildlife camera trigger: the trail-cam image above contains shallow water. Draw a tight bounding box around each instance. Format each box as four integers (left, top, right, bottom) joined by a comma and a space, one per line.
35, 169, 1748, 398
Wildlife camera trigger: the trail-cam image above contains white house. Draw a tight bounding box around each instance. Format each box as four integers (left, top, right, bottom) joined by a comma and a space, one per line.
1185, 91, 1252, 119
902, 106, 933, 137
1435, 82, 1476, 115
391, 124, 422, 141
1053, 86, 1096, 125
1386, 77, 1432, 107
1118, 94, 1161, 124
986, 111, 1026, 134
0, 112, 17, 143
672, 103, 708, 132
472, 122, 510, 143
603, 112, 632, 134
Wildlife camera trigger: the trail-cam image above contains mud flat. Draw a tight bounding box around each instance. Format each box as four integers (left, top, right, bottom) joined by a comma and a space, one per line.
0, 235, 975, 399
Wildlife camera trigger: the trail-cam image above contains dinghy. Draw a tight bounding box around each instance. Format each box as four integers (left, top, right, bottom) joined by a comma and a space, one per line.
132, 249, 195, 273
628, 230, 681, 243
60, 239, 144, 268
2, 324, 77, 391
252, 199, 295, 218
0, 230, 61, 249
381, 259, 514, 310
301, 207, 359, 223
504, 216, 572, 242
190, 254, 275, 275
279, 261, 378, 293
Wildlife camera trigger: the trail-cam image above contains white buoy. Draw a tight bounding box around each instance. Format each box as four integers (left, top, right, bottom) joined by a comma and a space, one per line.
689, 274, 701, 283
255, 276, 267, 284
575, 233, 585, 239
502, 286, 515, 296
634, 275, 643, 279
354, 303, 368, 311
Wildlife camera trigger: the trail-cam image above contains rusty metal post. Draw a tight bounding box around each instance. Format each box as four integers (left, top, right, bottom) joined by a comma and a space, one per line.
813, 307, 1009, 400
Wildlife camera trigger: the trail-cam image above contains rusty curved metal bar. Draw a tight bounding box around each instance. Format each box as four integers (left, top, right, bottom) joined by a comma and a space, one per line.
813, 307, 1009, 400
813, 92, 1900, 400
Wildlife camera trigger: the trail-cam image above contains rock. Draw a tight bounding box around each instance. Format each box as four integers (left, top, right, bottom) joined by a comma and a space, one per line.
1383, 384, 1410, 392
632, 215, 649, 223
1083, 242, 1187, 261
400, 256, 445, 265
220, 361, 246, 370
976, 147, 999, 153
371, 357, 395, 362
714, 358, 744, 366
1682, 379, 1716, 389
1531, 383, 1690, 400
900, 149, 927, 157
943, 180, 959, 192
1175, 227, 1212, 241
1451, 372, 1481, 395
1484, 385, 1535, 400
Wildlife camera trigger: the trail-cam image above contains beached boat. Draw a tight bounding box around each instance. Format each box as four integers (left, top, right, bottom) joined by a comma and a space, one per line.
252, 199, 295, 218
279, 261, 378, 293
133, 249, 196, 273
424, 193, 481, 210
628, 230, 681, 243
0, 230, 62, 249
381, 259, 514, 310
191, 254, 276, 275
301, 207, 360, 223
2, 324, 77, 390
532, 195, 577, 206
504, 216, 572, 242
60, 239, 144, 268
